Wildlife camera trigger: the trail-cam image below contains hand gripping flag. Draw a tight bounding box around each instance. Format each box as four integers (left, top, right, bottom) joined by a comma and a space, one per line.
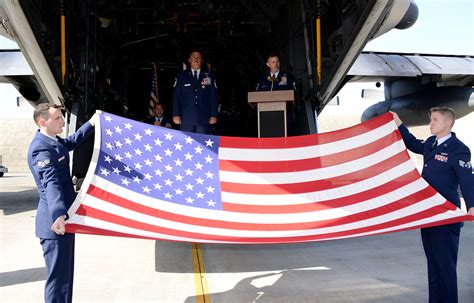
66, 112, 471, 244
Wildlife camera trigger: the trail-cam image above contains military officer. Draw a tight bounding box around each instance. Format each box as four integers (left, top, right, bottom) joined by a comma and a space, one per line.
28, 103, 97, 303
256, 53, 296, 92
392, 108, 474, 303
256, 53, 296, 135
172, 51, 218, 134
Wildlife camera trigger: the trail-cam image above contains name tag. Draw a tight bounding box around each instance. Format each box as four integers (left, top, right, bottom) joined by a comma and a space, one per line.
184, 83, 191, 87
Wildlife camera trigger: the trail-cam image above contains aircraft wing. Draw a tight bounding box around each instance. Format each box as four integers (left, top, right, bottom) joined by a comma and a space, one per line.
348, 52, 474, 86
0, 50, 33, 79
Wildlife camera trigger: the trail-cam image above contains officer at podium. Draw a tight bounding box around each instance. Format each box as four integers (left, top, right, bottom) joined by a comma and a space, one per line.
256, 53, 296, 92
256, 53, 296, 135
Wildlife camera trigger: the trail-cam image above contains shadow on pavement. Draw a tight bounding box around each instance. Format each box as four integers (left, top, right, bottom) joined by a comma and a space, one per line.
0, 189, 38, 215
0, 267, 46, 287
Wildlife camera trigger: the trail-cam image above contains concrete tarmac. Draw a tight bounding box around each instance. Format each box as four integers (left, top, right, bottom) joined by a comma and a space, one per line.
1, 173, 473, 302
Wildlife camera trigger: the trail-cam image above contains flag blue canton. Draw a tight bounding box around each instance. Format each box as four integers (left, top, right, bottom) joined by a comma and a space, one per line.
96, 113, 222, 210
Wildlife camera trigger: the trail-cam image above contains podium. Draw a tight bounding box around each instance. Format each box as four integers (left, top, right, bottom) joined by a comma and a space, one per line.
248, 90, 294, 137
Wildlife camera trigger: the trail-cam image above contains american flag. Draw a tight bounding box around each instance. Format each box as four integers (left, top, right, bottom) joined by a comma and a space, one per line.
149, 63, 159, 117
66, 112, 471, 244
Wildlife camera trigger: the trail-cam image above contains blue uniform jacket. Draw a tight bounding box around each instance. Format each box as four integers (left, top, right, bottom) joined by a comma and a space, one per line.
256, 71, 296, 91
399, 124, 474, 210
172, 69, 218, 126
28, 122, 94, 239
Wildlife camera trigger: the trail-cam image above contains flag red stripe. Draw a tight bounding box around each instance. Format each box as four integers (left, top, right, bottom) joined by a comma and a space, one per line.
219, 131, 401, 173
86, 182, 444, 231
219, 113, 393, 149
71, 201, 460, 243
222, 169, 421, 213
66, 224, 154, 240
220, 151, 409, 194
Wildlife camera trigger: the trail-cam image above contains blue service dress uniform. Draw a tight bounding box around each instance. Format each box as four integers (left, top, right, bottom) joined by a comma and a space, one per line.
172, 69, 218, 134
399, 124, 474, 303
255, 71, 296, 92
28, 121, 94, 303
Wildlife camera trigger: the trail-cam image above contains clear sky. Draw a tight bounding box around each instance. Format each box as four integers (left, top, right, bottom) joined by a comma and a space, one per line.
0, 0, 473, 118
364, 0, 474, 55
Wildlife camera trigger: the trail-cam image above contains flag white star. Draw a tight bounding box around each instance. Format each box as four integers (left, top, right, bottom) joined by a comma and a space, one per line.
134, 133, 143, 141
154, 183, 162, 190
195, 177, 204, 185
174, 158, 183, 167
164, 164, 173, 172
124, 152, 132, 159
104, 155, 112, 163
164, 148, 173, 157
164, 192, 173, 199
196, 191, 205, 199
207, 200, 216, 207
165, 132, 174, 140
144, 173, 152, 180
100, 168, 110, 176
204, 155, 213, 163
174, 142, 183, 151
133, 176, 141, 183
124, 122, 132, 130
205, 138, 214, 147
105, 129, 113, 136
114, 140, 123, 148
114, 126, 123, 134
121, 178, 130, 186
175, 188, 184, 195
134, 148, 143, 156
154, 154, 163, 162
195, 162, 203, 170
124, 165, 132, 173
205, 171, 214, 179
184, 152, 193, 161
185, 183, 194, 190
206, 185, 215, 193
185, 136, 194, 144
106, 142, 114, 150
144, 159, 153, 166
164, 178, 173, 186
185, 168, 194, 176
144, 144, 153, 152
134, 162, 143, 170
112, 167, 121, 175
144, 128, 153, 136
154, 138, 163, 146
104, 115, 112, 122
185, 197, 194, 204
175, 174, 184, 182
142, 186, 151, 194
154, 169, 163, 176
194, 146, 203, 154
124, 138, 133, 145
114, 154, 123, 161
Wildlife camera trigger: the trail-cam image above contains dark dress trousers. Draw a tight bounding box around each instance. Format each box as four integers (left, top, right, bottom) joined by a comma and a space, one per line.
28, 121, 94, 303
399, 125, 474, 303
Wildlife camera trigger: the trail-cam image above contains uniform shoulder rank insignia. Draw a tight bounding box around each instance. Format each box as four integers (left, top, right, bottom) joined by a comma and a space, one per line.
37, 159, 51, 168
459, 160, 472, 168
279, 76, 287, 85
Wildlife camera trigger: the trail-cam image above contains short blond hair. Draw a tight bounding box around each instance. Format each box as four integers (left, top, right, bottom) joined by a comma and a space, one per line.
430, 107, 455, 126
